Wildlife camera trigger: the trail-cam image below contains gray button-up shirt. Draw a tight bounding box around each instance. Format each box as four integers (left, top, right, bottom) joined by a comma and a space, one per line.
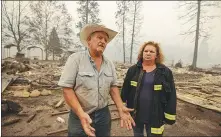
58, 50, 118, 114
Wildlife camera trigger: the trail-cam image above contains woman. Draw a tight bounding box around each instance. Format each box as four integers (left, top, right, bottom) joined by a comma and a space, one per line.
121, 41, 177, 136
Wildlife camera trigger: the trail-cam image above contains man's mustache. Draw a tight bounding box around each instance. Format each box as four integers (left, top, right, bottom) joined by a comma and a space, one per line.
98, 43, 105, 47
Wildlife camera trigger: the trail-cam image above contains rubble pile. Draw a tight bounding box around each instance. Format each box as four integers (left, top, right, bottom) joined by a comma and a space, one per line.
2, 58, 221, 111
2, 60, 32, 75
1, 58, 221, 136
114, 62, 133, 88
2, 59, 62, 99
212, 64, 221, 71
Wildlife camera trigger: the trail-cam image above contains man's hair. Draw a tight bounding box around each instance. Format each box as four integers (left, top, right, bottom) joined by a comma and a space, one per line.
137, 41, 164, 64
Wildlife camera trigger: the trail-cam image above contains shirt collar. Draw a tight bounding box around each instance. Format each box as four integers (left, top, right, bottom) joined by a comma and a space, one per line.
86, 49, 108, 64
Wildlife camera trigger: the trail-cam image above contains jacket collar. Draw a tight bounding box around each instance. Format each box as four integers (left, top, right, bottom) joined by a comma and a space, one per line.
136, 59, 165, 68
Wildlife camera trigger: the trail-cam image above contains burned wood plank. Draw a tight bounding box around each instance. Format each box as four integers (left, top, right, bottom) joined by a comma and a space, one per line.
51, 110, 69, 116
188, 86, 202, 90
13, 77, 31, 84
47, 87, 61, 90
2, 118, 21, 126
46, 128, 68, 135
17, 112, 29, 117
55, 98, 64, 108
27, 113, 36, 123
1, 74, 18, 92
190, 68, 221, 76
7, 85, 31, 91
41, 77, 57, 85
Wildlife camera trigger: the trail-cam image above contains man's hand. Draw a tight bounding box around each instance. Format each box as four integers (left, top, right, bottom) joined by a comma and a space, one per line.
63, 88, 95, 136
118, 106, 136, 130
79, 112, 95, 136
109, 86, 136, 130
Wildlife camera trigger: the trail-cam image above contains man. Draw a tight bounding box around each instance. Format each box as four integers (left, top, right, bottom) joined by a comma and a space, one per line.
58, 24, 135, 136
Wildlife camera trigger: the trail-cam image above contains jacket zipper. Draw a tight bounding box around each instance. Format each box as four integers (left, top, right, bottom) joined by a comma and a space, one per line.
133, 69, 144, 118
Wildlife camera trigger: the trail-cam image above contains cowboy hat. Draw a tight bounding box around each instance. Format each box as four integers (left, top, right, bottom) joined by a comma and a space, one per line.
80, 24, 118, 47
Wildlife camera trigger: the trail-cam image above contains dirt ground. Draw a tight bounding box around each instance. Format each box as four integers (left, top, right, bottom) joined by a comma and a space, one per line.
1, 60, 221, 136
2, 91, 221, 136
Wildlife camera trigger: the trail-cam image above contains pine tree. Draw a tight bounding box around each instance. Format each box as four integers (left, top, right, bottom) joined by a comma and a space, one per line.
177, 1, 220, 69
48, 28, 62, 60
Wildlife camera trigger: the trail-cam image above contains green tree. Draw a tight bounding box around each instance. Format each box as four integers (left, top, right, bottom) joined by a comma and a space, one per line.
48, 28, 62, 60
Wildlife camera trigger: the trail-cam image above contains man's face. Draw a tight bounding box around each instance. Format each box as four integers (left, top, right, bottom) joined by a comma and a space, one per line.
142, 45, 157, 62
87, 31, 109, 55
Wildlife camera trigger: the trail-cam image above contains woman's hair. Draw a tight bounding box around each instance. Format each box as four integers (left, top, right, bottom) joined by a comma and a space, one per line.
137, 41, 164, 64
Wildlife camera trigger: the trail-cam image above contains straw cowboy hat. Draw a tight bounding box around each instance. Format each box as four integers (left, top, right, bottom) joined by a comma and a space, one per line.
80, 24, 118, 47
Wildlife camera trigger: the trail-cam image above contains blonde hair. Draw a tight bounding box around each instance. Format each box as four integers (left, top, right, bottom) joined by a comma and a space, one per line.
137, 41, 164, 64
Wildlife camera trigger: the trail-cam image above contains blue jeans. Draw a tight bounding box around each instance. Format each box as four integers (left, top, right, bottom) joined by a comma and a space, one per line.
133, 119, 151, 137
68, 106, 111, 136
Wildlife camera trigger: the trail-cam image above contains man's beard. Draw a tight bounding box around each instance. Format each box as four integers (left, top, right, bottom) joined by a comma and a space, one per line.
96, 43, 105, 54
95, 47, 104, 56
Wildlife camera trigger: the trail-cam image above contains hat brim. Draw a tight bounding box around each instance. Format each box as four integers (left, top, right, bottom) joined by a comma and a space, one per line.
80, 24, 118, 47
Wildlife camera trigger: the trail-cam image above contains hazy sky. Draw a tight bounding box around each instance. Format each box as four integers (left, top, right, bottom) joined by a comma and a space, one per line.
2, 1, 221, 66
65, 1, 221, 65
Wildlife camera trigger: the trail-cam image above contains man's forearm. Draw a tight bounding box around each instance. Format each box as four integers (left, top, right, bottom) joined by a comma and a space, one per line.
63, 87, 84, 118
110, 86, 124, 110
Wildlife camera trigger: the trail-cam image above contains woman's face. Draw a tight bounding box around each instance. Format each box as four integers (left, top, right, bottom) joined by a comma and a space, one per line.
142, 45, 157, 62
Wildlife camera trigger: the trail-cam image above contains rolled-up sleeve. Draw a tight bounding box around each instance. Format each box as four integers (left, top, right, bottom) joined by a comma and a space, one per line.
110, 61, 118, 87
58, 53, 78, 88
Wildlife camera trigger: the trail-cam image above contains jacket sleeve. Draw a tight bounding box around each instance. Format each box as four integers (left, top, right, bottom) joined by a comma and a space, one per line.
121, 67, 132, 105
164, 69, 177, 125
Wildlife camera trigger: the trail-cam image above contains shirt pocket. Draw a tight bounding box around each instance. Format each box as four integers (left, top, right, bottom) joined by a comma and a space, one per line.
77, 72, 95, 90
102, 71, 114, 101
104, 71, 114, 87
